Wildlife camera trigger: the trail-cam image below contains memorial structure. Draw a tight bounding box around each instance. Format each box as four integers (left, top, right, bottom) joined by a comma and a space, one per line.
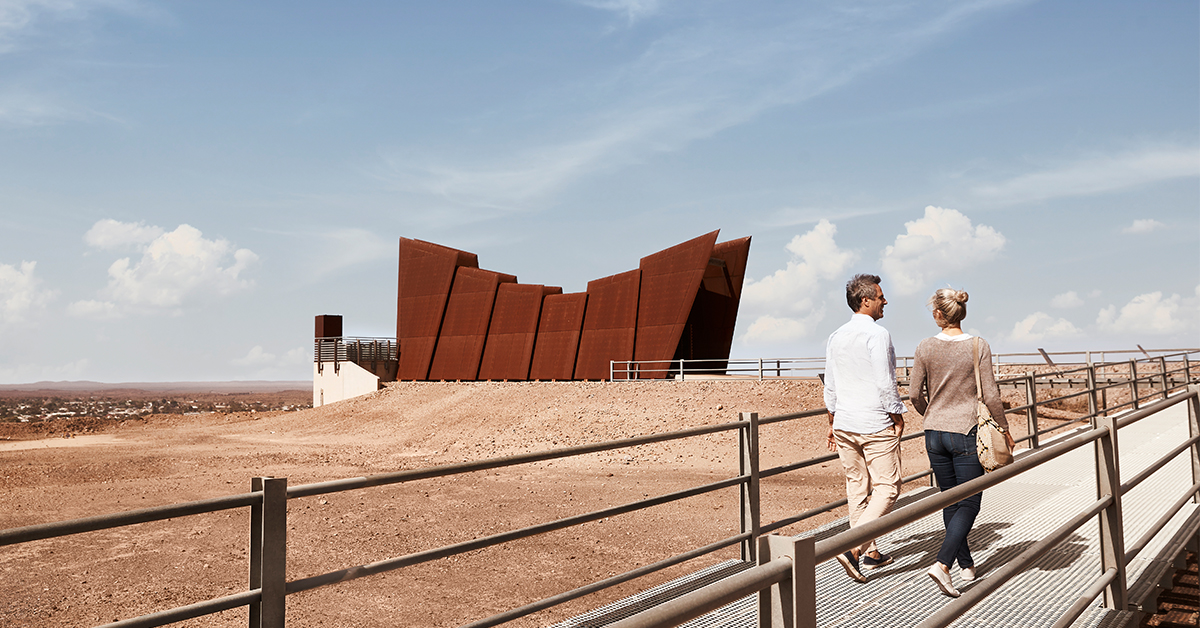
395, 230, 750, 381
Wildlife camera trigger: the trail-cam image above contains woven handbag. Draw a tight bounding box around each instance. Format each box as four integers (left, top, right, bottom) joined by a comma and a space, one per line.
974, 338, 1013, 472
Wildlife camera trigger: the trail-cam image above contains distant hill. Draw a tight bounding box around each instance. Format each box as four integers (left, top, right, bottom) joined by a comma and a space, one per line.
0, 381, 310, 394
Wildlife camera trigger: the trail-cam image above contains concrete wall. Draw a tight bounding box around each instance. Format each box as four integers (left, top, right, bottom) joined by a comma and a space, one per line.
313, 360, 381, 407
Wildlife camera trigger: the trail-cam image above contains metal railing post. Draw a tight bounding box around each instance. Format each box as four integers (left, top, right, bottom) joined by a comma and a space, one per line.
1158, 356, 1169, 397
1025, 372, 1039, 449
1189, 385, 1200, 505
1185, 353, 1192, 384
758, 359, 763, 382
250, 477, 288, 628
1093, 415, 1127, 609
679, 359, 685, 381
1129, 360, 1140, 410
740, 412, 761, 563
757, 535, 816, 628
1086, 365, 1099, 426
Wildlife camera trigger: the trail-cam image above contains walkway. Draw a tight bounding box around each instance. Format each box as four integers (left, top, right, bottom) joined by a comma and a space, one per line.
555, 398, 1199, 628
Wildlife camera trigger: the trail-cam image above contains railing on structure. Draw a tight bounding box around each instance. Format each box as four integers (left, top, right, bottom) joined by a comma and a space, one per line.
1, 351, 1196, 628
611, 357, 827, 380
314, 336, 398, 375
607, 355, 1200, 628
613, 348, 1198, 383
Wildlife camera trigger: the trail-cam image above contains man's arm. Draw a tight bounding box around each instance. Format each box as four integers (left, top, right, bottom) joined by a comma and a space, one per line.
871, 332, 907, 415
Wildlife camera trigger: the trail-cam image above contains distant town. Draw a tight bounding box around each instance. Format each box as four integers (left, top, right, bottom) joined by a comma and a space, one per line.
0, 388, 311, 423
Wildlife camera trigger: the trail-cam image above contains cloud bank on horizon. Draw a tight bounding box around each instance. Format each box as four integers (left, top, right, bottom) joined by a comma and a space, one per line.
0, 1, 1195, 382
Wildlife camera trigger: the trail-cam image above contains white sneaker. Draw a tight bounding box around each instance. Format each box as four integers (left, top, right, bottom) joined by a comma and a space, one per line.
927, 564, 961, 598
960, 567, 976, 582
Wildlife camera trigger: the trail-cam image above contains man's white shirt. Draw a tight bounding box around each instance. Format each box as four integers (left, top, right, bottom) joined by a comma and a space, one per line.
823, 313, 906, 434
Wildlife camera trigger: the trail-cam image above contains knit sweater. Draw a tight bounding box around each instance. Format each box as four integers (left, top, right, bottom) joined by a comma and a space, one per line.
910, 334, 1008, 435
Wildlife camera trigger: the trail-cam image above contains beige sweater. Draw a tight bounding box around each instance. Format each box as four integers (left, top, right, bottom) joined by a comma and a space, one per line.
910, 335, 1008, 434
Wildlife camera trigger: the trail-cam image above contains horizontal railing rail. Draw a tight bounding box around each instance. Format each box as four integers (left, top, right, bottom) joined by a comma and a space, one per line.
4, 349, 1197, 627
314, 336, 398, 376
612, 348, 1197, 383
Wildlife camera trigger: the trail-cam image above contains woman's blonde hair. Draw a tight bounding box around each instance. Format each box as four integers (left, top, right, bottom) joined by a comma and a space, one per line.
929, 288, 969, 326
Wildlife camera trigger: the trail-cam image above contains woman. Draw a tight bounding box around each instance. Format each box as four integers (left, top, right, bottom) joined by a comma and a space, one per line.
910, 288, 1015, 598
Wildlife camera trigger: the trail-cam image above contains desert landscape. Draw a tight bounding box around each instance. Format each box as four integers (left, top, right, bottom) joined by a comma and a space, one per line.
0, 377, 1109, 627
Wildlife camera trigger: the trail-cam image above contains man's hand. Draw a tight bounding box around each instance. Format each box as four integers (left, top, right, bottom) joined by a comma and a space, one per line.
826, 412, 837, 452
890, 413, 904, 437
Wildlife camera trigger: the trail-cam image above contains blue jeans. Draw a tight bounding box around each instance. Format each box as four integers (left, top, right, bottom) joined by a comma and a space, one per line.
925, 428, 984, 569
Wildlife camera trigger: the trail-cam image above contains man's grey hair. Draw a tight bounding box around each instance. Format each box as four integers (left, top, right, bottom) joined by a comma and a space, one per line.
846, 274, 881, 312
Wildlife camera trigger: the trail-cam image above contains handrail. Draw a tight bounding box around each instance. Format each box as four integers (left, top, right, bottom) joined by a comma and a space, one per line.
605, 557, 794, 628
0, 491, 262, 546
286, 474, 746, 594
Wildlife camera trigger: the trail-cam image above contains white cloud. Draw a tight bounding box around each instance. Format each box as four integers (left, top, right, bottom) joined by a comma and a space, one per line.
66, 299, 120, 320
384, 2, 1023, 210
76, 220, 258, 312
1050, 291, 1084, 309
972, 147, 1200, 205
0, 358, 90, 385
231, 345, 309, 379
739, 219, 858, 344
1121, 218, 1164, 234
879, 206, 1005, 296
1009, 312, 1081, 344
570, 0, 663, 23
232, 346, 276, 367
84, 218, 164, 249
0, 260, 56, 323
1096, 292, 1194, 335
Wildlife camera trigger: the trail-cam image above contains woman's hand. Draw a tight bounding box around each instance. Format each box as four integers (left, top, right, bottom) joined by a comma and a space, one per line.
1004, 431, 1016, 453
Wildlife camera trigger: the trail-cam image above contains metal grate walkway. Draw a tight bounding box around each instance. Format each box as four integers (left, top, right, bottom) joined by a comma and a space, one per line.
554, 400, 1199, 628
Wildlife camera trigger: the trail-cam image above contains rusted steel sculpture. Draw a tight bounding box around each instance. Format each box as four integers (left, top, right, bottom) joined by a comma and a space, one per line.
395, 230, 750, 381
528, 292, 589, 381
479, 284, 562, 381
428, 267, 517, 381
396, 239, 478, 380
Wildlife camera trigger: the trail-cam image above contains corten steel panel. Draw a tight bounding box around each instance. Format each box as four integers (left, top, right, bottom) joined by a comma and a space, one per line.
529, 292, 588, 381
709, 236, 750, 297
633, 231, 721, 379
315, 315, 343, 339
688, 236, 752, 373
478, 284, 561, 381
396, 238, 479, 380
574, 269, 642, 381
428, 267, 517, 381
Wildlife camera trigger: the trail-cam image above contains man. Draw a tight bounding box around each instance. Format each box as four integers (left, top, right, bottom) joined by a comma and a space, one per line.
822, 273, 906, 583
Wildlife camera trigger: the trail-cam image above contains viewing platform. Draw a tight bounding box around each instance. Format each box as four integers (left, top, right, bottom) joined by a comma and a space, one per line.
553, 397, 1199, 628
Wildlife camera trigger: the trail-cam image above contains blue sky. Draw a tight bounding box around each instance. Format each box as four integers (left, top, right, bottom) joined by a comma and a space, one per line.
0, 0, 1196, 383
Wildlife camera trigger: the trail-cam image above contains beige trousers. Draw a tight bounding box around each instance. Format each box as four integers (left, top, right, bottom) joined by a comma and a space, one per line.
834, 425, 902, 556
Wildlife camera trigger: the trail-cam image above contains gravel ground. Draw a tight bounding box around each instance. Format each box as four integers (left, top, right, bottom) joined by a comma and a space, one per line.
0, 379, 1071, 628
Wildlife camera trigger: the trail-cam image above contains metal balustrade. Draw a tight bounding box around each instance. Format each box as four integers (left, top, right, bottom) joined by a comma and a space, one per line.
313, 336, 398, 376
1, 350, 1196, 627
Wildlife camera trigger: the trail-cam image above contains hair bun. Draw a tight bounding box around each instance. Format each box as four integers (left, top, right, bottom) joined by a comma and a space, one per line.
955, 290, 969, 304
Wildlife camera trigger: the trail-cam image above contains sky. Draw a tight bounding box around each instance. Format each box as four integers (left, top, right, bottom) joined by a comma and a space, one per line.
0, 0, 1197, 384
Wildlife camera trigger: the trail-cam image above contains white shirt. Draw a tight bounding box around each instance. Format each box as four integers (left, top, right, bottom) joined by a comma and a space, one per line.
823, 313, 907, 434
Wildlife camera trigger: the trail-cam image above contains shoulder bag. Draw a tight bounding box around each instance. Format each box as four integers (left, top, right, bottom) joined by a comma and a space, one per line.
974, 337, 1013, 472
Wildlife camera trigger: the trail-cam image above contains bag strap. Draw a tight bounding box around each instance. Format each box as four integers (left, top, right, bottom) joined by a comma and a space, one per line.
973, 337, 983, 402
